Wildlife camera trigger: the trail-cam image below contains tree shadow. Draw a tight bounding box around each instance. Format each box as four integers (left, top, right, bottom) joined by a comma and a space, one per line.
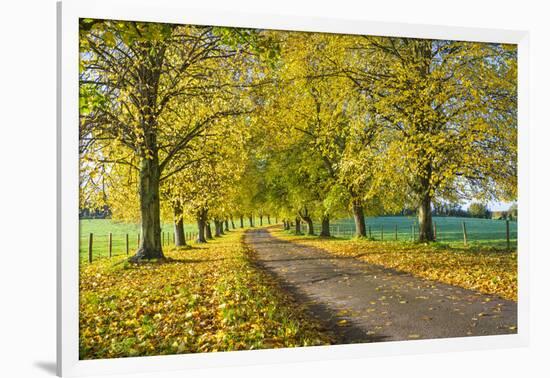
247, 253, 390, 345
122, 256, 238, 268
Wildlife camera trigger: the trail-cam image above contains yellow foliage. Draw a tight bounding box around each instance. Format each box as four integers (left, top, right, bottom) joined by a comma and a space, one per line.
79, 230, 331, 359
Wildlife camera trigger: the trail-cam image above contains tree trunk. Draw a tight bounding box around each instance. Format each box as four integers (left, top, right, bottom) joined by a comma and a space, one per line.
303, 216, 315, 235
205, 221, 213, 240
214, 220, 222, 237
352, 200, 367, 237
295, 217, 302, 234
418, 193, 434, 242
320, 215, 331, 237
259, 215, 263, 226
249, 216, 254, 227
132, 155, 164, 261
224, 219, 229, 232
196, 210, 207, 243
231, 218, 236, 229
240, 216, 244, 228
129, 44, 167, 262
267, 215, 271, 224
173, 204, 186, 247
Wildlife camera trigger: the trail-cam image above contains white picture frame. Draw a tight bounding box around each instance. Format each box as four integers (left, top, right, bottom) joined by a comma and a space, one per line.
57, 0, 530, 376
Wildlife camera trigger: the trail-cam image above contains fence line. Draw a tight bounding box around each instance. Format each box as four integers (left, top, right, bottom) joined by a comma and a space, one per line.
307, 219, 516, 250
82, 228, 222, 263
82, 219, 516, 263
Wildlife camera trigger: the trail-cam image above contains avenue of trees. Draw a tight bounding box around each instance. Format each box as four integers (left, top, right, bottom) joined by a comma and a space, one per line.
79, 19, 517, 260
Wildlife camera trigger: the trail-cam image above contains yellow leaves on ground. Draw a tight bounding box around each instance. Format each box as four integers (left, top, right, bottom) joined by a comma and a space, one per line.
79, 230, 331, 359
273, 230, 517, 301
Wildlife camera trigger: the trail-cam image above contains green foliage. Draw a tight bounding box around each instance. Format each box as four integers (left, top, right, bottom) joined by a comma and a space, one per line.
508, 203, 518, 219
468, 202, 491, 219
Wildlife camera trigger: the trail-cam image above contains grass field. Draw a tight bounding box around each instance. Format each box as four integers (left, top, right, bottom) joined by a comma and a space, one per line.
79, 218, 271, 262
79, 219, 183, 262
315, 216, 517, 250
80, 215, 516, 262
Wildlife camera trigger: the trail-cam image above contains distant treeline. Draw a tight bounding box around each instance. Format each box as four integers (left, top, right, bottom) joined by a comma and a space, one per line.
80, 206, 111, 219
399, 203, 517, 220
80, 202, 517, 222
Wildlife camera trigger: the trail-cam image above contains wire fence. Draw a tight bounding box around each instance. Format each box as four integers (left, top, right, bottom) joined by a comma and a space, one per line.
79, 230, 203, 263
80, 216, 517, 263
304, 216, 517, 250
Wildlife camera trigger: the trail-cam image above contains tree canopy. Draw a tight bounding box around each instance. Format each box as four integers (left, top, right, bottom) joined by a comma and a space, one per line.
79, 19, 518, 259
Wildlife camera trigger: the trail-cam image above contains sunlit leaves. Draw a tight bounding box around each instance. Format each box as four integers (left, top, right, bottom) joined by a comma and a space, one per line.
79, 231, 331, 359
342, 38, 518, 209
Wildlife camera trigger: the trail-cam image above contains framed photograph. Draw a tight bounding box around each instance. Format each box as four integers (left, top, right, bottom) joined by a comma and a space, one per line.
57, 0, 529, 376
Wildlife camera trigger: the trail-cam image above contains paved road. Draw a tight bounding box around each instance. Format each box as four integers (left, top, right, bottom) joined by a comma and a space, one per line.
245, 228, 517, 344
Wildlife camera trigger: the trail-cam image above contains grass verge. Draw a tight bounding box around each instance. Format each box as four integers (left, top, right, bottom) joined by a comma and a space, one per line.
272, 228, 517, 301
79, 229, 331, 359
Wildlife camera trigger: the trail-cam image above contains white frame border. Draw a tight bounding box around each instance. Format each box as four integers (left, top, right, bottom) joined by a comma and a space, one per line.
57, 1, 530, 376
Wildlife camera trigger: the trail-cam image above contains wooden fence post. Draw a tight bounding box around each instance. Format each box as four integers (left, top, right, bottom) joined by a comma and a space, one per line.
137, 233, 140, 248
462, 222, 468, 246
368, 225, 372, 239
433, 221, 437, 241
395, 225, 398, 241
108, 232, 112, 258
88, 233, 93, 263
162, 232, 165, 246
506, 220, 510, 251
411, 224, 415, 241
381, 225, 384, 241
126, 234, 129, 255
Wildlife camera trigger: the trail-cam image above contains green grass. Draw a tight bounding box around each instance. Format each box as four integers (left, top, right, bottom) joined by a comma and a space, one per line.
81, 215, 516, 262
79, 217, 273, 262
79, 219, 198, 262
310, 216, 517, 250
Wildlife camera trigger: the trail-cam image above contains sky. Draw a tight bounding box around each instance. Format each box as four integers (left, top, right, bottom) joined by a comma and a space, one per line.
463, 200, 515, 212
